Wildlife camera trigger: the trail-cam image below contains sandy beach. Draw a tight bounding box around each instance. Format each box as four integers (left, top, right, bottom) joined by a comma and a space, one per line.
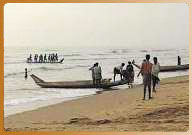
4, 75, 189, 131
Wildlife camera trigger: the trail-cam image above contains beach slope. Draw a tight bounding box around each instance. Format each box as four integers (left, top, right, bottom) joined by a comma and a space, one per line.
5, 75, 189, 131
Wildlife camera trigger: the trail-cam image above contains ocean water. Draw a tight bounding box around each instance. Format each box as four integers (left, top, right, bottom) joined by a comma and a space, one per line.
4, 46, 189, 116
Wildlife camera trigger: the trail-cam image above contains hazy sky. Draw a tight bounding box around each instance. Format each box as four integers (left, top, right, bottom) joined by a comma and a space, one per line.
4, 3, 189, 49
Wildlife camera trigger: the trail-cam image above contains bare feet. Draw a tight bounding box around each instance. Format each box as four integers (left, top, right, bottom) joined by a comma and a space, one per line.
149, 97, 153, 100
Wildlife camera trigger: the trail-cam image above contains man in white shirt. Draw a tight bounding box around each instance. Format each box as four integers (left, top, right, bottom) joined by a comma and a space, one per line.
94, 62, 102, 87
152, 57, 160, 92
113, 63, 125, 82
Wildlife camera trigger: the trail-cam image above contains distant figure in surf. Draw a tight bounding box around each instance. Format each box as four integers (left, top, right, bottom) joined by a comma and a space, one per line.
27, 54, 32, 63
55, 53, 58, 62
29, 54, 32, 62
39, 54, 43, 63
34, 54, 38, 62
25, 68, 28, 80
89, 63, 96, 85
50, 54, 52, 62
178, 56, 181, 65
48, 54, 51, 62
44, 54, 47, 62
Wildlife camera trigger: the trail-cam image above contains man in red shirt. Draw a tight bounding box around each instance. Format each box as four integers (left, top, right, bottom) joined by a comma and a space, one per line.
140, 54, 153, 100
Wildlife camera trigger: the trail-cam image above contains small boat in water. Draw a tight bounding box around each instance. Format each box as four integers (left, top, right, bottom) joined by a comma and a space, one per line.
133, 63, 189, 72
27, 58, 64, 64
30, 74, 128, 89
160, 64, 189, 72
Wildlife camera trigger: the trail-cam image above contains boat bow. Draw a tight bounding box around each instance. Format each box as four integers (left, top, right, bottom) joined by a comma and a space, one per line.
31, 74, 45, 84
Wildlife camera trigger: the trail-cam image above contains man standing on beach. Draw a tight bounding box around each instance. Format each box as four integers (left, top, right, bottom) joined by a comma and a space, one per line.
94, 62, 102, 87
140, 54, 153, 100
89, 63, 96, 85
152, 57, 160, 92
126, 61, 134, 84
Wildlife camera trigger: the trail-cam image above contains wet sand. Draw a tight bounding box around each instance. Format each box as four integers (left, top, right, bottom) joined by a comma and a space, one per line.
4, 75, 189, 131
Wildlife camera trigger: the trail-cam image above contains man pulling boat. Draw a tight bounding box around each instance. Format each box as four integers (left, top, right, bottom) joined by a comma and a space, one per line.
89, 62, 102, 87
113, 63, 125, 82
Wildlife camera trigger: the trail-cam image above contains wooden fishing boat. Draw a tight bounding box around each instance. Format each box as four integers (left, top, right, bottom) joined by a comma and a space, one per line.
160, 64, 189, 72
27, 58, 64, 64
31, 74, 128, 89
133, 63, 189, 72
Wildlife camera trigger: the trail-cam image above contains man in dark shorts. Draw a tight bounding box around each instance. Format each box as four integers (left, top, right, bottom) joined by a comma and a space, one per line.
140, 54, 153, 100
126, 61, 134, 85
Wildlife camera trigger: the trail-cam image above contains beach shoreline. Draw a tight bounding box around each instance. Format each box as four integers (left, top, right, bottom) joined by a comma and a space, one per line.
4, 75, 189, 131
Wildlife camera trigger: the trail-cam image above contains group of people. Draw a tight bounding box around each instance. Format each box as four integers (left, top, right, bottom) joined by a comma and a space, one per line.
89, 54, 160, 100
89, 63, 102, 86
89, 61, 135, 87
133, 54, 160, 100
27, 53, 59, 63
113, 61, 134, 84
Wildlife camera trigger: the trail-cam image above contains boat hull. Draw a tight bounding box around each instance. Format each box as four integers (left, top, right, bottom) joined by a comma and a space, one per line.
31, 74, 128, 89
160, 64, 189, 72
27, 58, 64, 64
133, 63, 189, 72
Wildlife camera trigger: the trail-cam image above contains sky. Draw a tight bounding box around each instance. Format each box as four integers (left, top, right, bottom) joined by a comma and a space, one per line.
4, 3, 189, 49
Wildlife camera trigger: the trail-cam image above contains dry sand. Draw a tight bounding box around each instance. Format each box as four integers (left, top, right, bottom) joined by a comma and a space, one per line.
4, 75, 189, 131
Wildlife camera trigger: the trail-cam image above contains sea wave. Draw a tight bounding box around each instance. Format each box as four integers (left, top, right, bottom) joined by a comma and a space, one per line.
30, 66, 67, 71
69, 57, 118, 61
69, 58, 90, 61
44, 49, 58, 52
121, 50, 129, 53
15, 88, 40, 91
93, 58, 118, 60
111, 50, 118, 53
140, 50, 148, 52
4, 71, 29, 78
32, 66, 81, 71
76, 65, 90, 68
151, 49, 174, 52
108, 49, 133, 54
4, 66, 68, 78
89, 53, 111, 56
4, 61, 25, 64
4, 90, 97, 107
62, 54, 81, 57
4, 96, 49, 106
38, 67, 63, 71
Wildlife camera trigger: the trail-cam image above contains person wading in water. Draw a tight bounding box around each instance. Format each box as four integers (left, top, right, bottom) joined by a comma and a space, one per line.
178, 56, 181, 65
25, 68, 28, 80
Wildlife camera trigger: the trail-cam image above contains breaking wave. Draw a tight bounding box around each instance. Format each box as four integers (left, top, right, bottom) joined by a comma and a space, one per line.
4, 71, 27, 78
